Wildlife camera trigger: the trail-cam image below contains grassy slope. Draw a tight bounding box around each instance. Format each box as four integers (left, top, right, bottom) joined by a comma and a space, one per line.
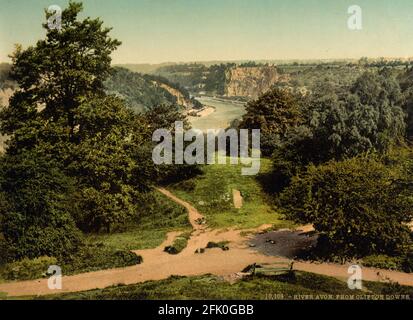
0, 191, 191, 282
35, 272, 413, 300
169, 157, 294, 229
85, 191, 191, 252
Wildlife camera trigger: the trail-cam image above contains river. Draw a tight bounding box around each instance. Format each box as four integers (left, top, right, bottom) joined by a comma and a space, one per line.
189, 96, 247, 132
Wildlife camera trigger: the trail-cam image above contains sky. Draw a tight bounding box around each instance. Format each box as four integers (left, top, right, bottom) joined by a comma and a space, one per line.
1, 0, 413, 64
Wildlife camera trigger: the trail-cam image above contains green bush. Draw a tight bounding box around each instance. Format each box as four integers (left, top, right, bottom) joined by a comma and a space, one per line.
61, 243, 142, 275
206, 241, 230, 251
362, 255, 404, 271
240, 87, 303, 156
173, 179, 196, 192
1, 256, 57, 281
164, 232, 191, 255
279, 155, 413, 258
0, 244, 142, 281
0, 151, 83, 261
402, 253, 413, 273
136, 191, 190, 230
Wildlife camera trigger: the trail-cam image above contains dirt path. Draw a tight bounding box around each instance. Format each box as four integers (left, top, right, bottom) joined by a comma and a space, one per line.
157, 188, 205, 232
232, 189, 243, 209
1, 190, 413, 298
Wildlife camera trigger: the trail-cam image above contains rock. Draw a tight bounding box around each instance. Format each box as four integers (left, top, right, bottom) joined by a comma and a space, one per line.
195, 217, 206, 225
225, 66, 289, 98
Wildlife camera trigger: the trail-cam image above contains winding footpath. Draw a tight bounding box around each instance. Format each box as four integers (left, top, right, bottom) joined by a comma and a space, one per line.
1, 188, 413, 298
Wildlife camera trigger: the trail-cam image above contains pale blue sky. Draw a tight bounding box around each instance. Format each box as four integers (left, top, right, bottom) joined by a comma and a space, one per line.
1, 0, 413, 63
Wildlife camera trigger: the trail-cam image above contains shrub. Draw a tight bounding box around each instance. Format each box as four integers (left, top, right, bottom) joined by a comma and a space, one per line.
136, 191, 189, 230
206, 241, 230, 251
1, 256, 57, 281
0, 244, 142, 281
61, 243, 142, 275
164, 232, 191, 255
362, 255, 404, 271
279, 156, 413, 258
173, 179, 196, 192
0, 151, 83, 261
402, 252, 413, 273
272, 71, 407, 189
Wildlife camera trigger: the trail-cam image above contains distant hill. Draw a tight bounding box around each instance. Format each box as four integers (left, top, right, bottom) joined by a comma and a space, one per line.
0, 65, 201, 152
105, 67, 202, 113
0, 64, 202, 114
152, 62, 289, 98
115, 63, 177, 75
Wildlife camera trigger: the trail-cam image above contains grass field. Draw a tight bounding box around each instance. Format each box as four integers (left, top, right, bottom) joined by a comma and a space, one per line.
169, 157, 294, 229
85, 191, 192, 251
34, 271, 413, 300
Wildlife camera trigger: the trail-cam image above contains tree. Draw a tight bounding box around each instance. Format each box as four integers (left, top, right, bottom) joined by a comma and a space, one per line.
399, 67, 413, 141
239, 88, 303, 156
67, 96, 141, 232
137, 104, 201, 184
0, 151, 82, 261
1, 1, 121, 152
279, 156, 413, 258
0, 2, 148, 235
272, 70, 407, 189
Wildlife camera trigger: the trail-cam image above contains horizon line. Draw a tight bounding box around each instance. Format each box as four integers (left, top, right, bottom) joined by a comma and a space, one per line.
113, 56, 413, 66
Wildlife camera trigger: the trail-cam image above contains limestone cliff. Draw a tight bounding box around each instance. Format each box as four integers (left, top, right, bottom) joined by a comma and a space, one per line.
157, 83, 194, 108
225, 66, 289, 99
158, 83, 192, 109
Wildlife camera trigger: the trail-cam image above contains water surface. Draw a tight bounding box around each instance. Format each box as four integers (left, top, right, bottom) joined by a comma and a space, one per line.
189, 97, 246, 132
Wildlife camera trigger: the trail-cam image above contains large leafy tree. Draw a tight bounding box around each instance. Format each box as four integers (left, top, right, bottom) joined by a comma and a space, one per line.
1, 1, 121, 150
137, 104, 201, 184
0, 2, 145, 237
67, 96, 140, 232
279, 155, 413, 258
239, 87, 302, 156
272, 70, 407, 188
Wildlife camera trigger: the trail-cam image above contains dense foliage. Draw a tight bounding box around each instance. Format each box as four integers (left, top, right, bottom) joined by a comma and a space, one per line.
238, 65, 413, 260
239, 88, 303, 156
279, 155, 413, 258
0, 151, 82, 261
271, 70, 407, 189
0, 2, 194, 264
105, 67, 178, 113
0, 64, 17, 91
155, 63, 236, 95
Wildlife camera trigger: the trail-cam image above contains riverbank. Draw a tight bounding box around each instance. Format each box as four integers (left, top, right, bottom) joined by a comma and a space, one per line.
186, 105, 216, 118
188, 96, 247, 132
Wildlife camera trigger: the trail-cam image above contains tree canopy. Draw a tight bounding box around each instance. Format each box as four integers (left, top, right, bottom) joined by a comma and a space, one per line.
0, 2, 154, 259
239, 87, 303, 156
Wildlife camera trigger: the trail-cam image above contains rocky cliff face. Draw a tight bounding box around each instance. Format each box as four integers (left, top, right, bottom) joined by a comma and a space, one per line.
225, 66, 289, 99
157, 82, 195, 109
